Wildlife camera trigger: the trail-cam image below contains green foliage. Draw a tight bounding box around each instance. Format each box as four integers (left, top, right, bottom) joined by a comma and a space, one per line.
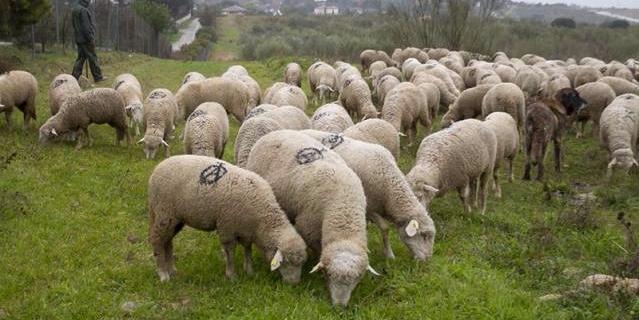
551, 17, 577, 29
197, 5, 219, 28
133, 0, 172, 33
0, 0, 50, 37
174, 27, 218, 61
602, 19, 631, 29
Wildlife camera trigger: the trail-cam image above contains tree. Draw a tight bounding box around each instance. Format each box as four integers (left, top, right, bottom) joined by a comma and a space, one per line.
603, 19, 630, 29
551, 17, 576, 29
0, 0, 51, 38
133, 0, 171, 56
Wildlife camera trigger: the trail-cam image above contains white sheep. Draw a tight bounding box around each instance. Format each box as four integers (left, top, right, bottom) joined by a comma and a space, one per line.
258, 105, 311, 130
183, 102, 229, 158
175, 77, 250, 123
375, 74, 400, 104
284, 62, 302, 87
407, 119, 497, 215
180, 71, 205, 86
411, 71, 458, 106
440, 84, 494, 128
308, 61, 338, 103
598, 77, 639, 96
263, 82, 307, 111
148, 155, 308, 283
481, 83, 526, 133
38, 88, 130, 149
0, 70, 38, 129
113, 73, 144, 136
246, 130, 376, 306
311, 103, 354, 133
575, 82, 616, 138
48, 74, 82, 116
338, 77, 379, 121
221, 70, 262, 109
245, 103, 279, 120
138, 88, 177, 159
234, 117, 282, 168
483, 112, 519, 198
599, 94, 639, 177
417, 82, 441, 122
343, 118, 400, 160
302, 130, 436, 261
381, 82, 430, 145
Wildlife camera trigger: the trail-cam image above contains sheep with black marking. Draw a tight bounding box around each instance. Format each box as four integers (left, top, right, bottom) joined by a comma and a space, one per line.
263, 82, 308, 111
247, 130, 375, 306
381, 82, 430, 145
175, 77, 250, 123
407, 119, 497, 215
375, 75, 400, 104
343, 118, 400, 160
113, 73, 144, 136
148, 155, 308, 283
222, 70, 262, 110
338, 77, 379, 121
302, 130, 436, 261
181, 72, 205, 86
138, 88, 177, 159
311, 103, 354, 133
284, 62, 303, 87
48, 74, 81, 116
39, 88, 129, 149
184, 102, 229, 158
599, 94, 639, 177
0, 70, 38, 129
246, 104, 278, 120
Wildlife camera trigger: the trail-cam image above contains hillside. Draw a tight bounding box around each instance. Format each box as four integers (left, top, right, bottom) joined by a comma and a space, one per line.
0, 47, 638, 318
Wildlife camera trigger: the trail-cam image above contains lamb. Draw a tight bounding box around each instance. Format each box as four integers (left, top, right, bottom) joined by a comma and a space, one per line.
301, 130, 436, 260
343, 118, 400, 160
113, 73, 144, 136
440, 84, 494, 128
263, 82, 308, 111
375, 75, 400, 104
575, 82, 616, 137
417, 82, 441, 121
0, 70, 38, 129
284, 62, 302, 87
138, 88, 177, 159
246, 130, 375, 306
48, 74, 81, 116
308, 61, 338, 103
38, 88, 130, 149
183, 102, 229, 158
180, 71, 205, 85
338, 77, 379, 121
599, 94, 639, 177
175, 77, 250, 123
311, 103, 354, 133
523, 89, 586, 180
598, 77, 639, 96
481, 83, 526, 132
147, 155, 308, 283
245, 104, 278, 120
406, 119, 497, 215
381, 82, 430, 145
483, 112, 519, 198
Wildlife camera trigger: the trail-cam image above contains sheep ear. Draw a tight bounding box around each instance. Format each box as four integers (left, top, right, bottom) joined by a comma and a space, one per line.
137, 138, 145, 144
423, 185, 439, 194
398, 132, 407, 137
125, 105, 132, 112
309, 262, 323, 273
608, 158, 618, 169
633, 159, 639, 167
0, 103, 4, 108
405, 220, 419, 237
161, 140, 170, 148
51, 128, 58, 137
367, 265, 381, 276
270, 249, 283, 271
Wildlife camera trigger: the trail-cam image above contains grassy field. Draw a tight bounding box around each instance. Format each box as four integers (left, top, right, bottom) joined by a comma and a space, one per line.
1, 47, 639, 319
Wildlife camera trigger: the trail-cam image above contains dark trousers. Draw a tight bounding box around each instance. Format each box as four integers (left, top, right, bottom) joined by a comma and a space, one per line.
72, 43, 103, 81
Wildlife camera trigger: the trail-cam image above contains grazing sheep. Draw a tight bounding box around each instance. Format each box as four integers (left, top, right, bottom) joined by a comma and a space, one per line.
311, 103, 354, 133
221, 71, 262, 109
246, 130, 374, 306
139, 89, 177, 159
580, 57, 606, 68
417, 82, 441, 121
411, 72, 458, 106
113, 73, 144, 136
598, 77, 639, 96
602, 61, 634, 82
183, 102, 229, 158
181, 71, 205, 85
48, 74, 81, 116
338, 77, 379, 121
284, 62, 302, 87
381, 82, 430, 145
514, 66, 544, 101
625, 58, 639, 80
492, 64, 516, 83
440, 84, 494, 128
402, 58, 422, 82
175, 77, 250, 123
308, 61, 338, 103
375, 75, 400, 103
246, 104, 278, 120
226, 65, 249, 76
374, 67, 403, 87
521, 54, 546, 65
476, 68, 502, 86
393, 47, 429, 65
407, 119, 497, 214
258, 105, 311, 130
428, 48, 450, 60
440, 56, 464, 74
343, 118, 400, 160
0, 70, 38, 129
483, 112, 519, 198
148, 155, 308, 283
301, 130, 436, 261
368, 60, 387, 81
481, 83, 526, 133
360, 49, 395, 71
412, 63, 461, 97
263, 82, 308, 111
575, 82, 616, 137
38, 88, 129, 149
572, 65, 603, 88
599, 94, 639, 177
234, 117, 282, 168
336, 64, 362, 91
541, 74, 571, 100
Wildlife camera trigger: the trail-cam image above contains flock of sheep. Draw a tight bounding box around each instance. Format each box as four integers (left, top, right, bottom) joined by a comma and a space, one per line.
1, 46, 639, 306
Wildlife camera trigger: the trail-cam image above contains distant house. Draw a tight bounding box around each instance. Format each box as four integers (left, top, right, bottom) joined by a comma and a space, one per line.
222, 5, 248, 15
314, 5, 339, 15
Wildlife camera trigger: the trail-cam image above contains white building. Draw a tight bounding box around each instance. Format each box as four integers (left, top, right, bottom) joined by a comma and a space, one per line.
314, 5, 339, 15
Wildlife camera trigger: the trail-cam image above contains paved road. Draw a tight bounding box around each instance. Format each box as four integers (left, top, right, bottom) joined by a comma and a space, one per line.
172, 17, 201, 52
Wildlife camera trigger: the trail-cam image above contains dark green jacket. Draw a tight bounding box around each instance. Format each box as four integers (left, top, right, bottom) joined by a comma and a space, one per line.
72, 0, 95, 44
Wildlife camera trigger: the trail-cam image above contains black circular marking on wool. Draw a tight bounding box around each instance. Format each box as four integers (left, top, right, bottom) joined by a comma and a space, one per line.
246, 108, 266, 119
313, 112, 329, 121
149, 90, 167, 99
296, 147, 324, 165
321, 134, 344, 149
53, 79, 67, 88
199, 162, 228, 186
188, 109, 206, 122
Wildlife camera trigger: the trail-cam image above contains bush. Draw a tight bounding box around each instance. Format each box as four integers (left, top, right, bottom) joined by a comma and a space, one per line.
551, 17, 576, 29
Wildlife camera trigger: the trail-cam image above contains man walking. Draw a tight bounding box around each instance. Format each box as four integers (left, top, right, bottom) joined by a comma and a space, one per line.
71, 0, 105, 82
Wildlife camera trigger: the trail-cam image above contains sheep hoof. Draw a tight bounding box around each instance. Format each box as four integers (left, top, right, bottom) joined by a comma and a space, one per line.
384, 249, 396, 260
158, 271, 171, 282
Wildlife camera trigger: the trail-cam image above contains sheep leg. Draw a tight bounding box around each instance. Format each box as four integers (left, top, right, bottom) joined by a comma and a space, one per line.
536, 144, 547, 181
164, 143, 171, 158
478, 171, 490, 215
369, 212, 394, 259
149, 212, 181, 282
493, 166, 502, 199
221, 242, 237, 279
507, 157, 515, 183
75, 128, 87, 150
407, 124, 417, 147
523, 139, 532, 180
553, 137, 562, 173
457, 185, 471, 213
4, 110, 12, 128
469, 178, 479, 208
242, 243, 253, 275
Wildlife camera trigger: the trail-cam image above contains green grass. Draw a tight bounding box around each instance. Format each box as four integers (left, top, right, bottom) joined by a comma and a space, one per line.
1, 47, 639, 319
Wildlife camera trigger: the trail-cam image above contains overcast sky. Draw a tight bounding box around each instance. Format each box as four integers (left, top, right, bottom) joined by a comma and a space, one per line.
517, 0, 639, 8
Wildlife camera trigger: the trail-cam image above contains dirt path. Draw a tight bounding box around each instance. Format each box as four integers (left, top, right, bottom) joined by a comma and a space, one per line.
210, 16, 244, 61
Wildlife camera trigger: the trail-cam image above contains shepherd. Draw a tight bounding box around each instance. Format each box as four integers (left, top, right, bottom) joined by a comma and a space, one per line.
71, 0, 106, 83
